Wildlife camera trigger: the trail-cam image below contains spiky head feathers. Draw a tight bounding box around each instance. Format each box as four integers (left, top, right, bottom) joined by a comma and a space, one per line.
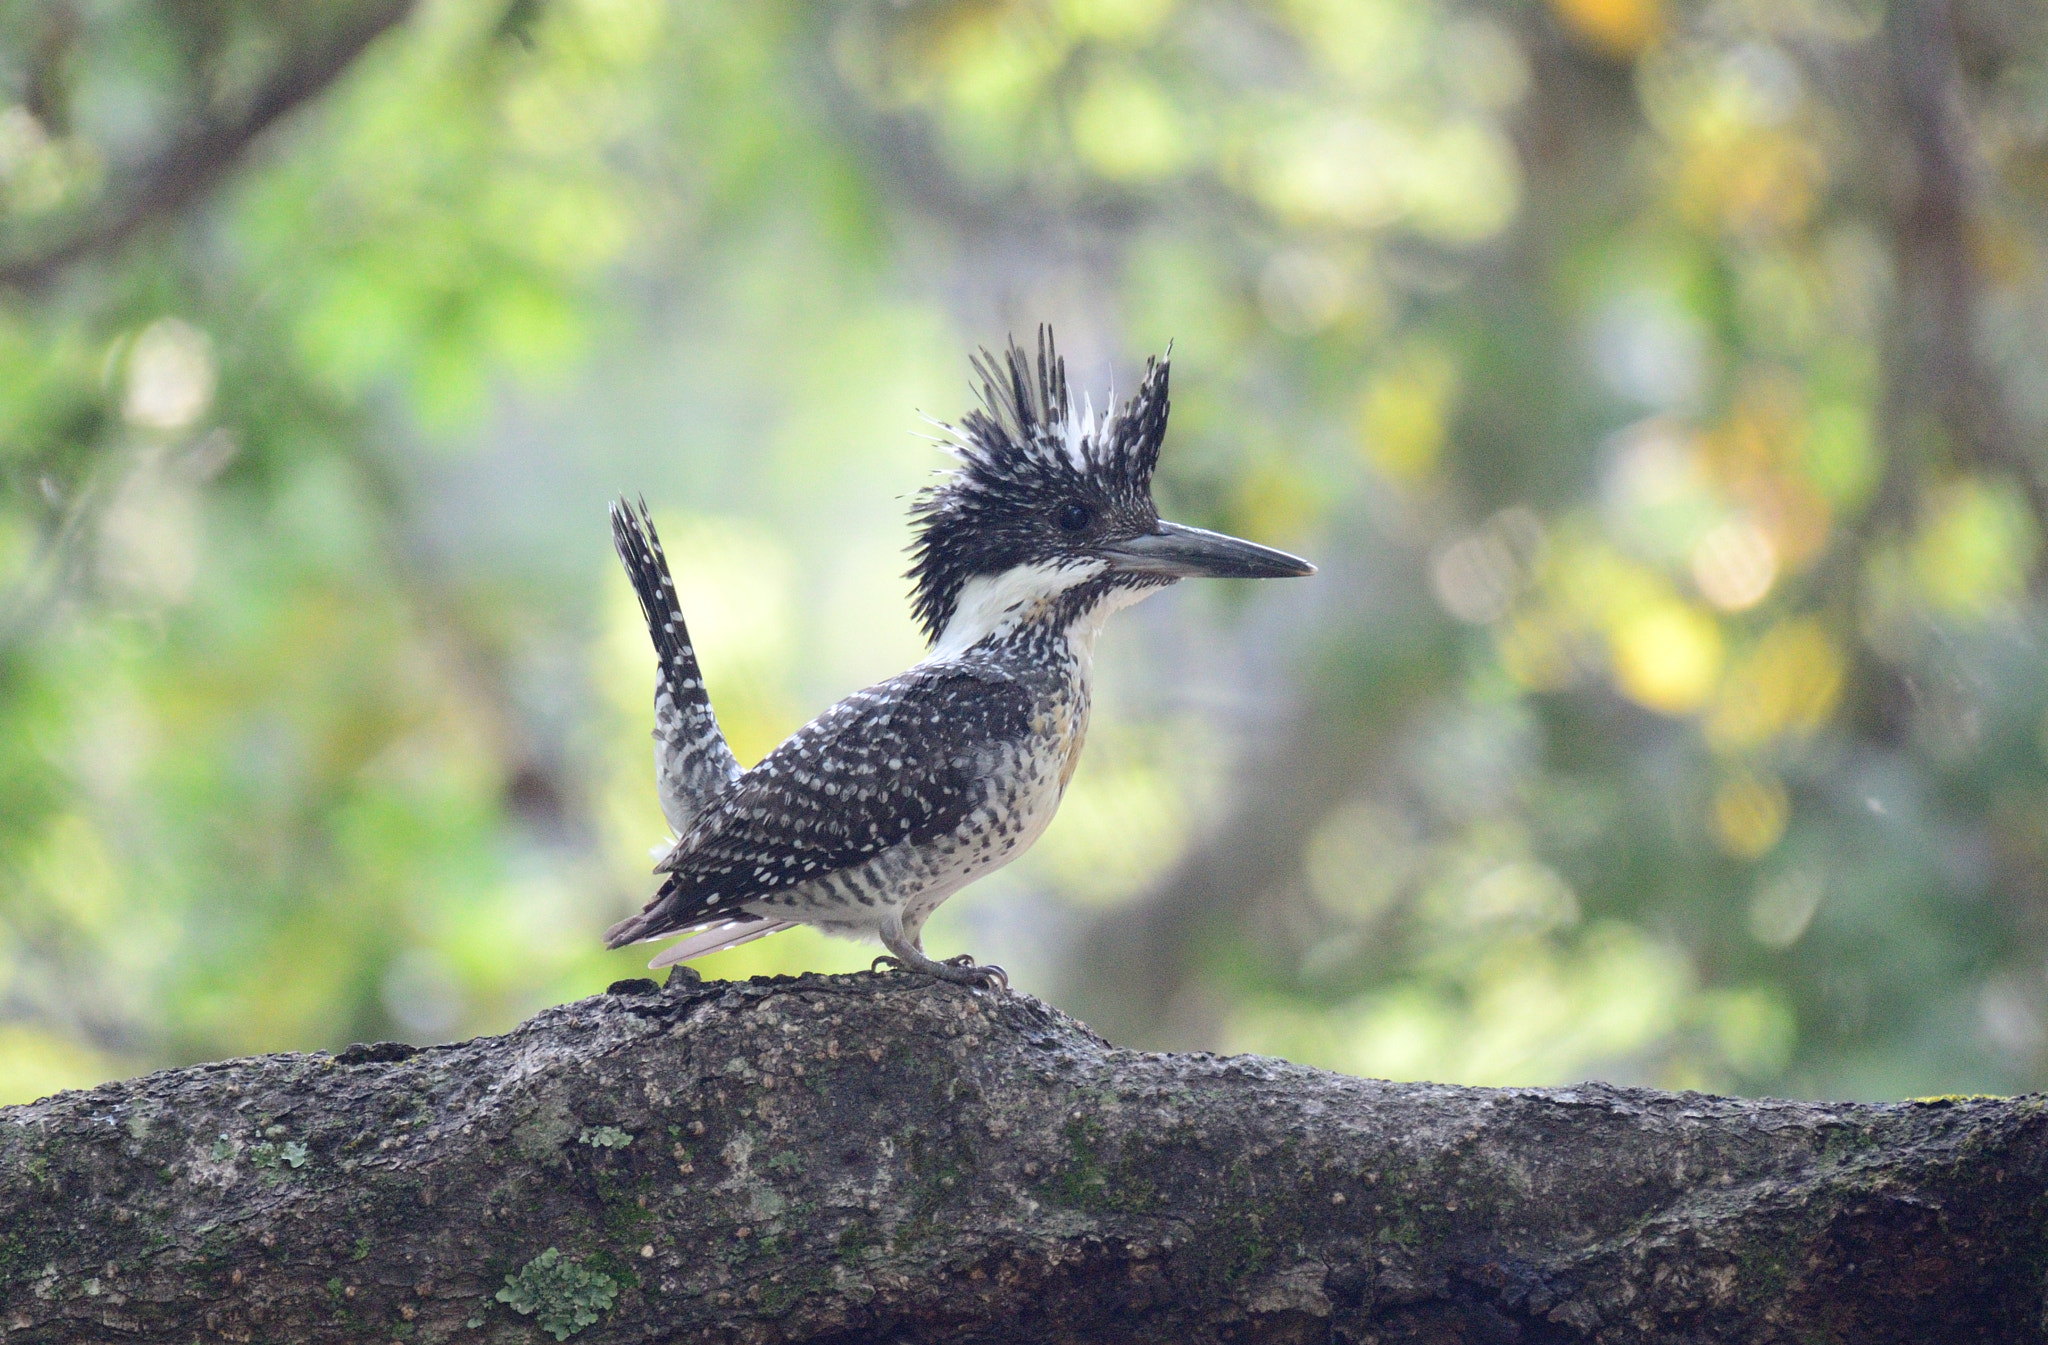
908, 329, 1171, 643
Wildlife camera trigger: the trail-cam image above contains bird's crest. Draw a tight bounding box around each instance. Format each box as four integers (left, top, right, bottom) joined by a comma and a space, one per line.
908, 327, 1171, 642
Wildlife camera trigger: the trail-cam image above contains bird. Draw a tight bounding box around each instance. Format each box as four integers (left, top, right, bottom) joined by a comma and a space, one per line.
604, 328, 1314, 988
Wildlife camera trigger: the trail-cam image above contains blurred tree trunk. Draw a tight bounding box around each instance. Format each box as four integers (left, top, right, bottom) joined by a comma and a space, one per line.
2, 973, 2041, 1344
1878, 0, 2048, 541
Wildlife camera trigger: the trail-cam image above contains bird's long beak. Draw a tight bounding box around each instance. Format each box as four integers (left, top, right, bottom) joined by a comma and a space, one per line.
1100, 520, 1316, 580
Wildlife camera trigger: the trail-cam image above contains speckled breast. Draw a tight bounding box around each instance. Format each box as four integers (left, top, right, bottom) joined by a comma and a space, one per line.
785, 665, 1089, 936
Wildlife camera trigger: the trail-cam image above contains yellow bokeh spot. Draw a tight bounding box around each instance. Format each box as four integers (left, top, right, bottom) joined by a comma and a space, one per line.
1236, 112, 1518, 243
896, 7, 1065, 125
1069, 65, 1187, 181
1610, 602, 1722, 715
1911, 476, 2040, 618
1403, 120, 1522, 243
1712, 770, 1789, 859
1231, 457, 1321, 551
1694, 986, 1796, 1076
1356, 343, 1458, 482
1705, 617, 1844, 751
1549, 0, 1661, 59
1246, 114, 1399, 230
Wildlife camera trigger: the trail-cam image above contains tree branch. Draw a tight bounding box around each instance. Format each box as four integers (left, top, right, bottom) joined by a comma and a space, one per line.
3, 971, 2041, 1343
0, 1, 418, 290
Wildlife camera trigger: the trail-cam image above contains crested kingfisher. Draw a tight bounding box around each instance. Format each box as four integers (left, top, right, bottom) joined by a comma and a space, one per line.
605, 330, 1314, 987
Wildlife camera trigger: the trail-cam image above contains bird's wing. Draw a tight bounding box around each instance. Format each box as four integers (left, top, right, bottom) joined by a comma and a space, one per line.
604, 661, 1036, 949
610, 497, 743, 836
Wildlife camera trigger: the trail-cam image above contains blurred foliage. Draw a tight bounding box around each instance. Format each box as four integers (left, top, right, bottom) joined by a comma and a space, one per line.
3, 0, 2048, 1105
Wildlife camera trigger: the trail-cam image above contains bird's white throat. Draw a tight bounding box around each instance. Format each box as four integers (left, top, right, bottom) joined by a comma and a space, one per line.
925, 559, 1159, 664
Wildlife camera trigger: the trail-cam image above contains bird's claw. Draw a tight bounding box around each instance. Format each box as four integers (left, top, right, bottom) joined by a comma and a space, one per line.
870, 952, 1008, 992
942, 955, 1009, 992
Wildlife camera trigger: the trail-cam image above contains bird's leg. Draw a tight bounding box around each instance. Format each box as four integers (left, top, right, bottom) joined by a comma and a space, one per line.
873, 922, 1007, 991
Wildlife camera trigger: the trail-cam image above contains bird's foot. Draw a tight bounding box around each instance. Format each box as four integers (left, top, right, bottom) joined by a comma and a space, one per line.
871, 951, 1009, 992
940, 953, 1009, 991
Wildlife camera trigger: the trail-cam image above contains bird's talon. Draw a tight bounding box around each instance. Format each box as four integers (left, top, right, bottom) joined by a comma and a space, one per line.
963, 962, 1009, 992
872, 955, 908, 975
933, 952, 1007, 991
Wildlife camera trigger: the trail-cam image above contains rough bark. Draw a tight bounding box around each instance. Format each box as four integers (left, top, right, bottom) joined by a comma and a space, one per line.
1, 971, 2043, 1344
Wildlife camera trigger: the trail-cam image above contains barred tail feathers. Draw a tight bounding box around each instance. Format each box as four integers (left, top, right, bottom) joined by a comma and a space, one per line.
609, 496, 743, 835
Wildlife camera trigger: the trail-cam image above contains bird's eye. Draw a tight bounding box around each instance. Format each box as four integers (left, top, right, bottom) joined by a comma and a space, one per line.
1057, 502, 1092, 533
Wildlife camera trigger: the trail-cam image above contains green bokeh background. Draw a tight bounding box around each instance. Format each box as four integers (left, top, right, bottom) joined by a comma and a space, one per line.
5, 0, 2048, 1104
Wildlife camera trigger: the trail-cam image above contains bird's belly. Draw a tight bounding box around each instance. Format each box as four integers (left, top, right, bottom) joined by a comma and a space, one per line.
897, 746, 1067, 927
762, 741, 1071, 937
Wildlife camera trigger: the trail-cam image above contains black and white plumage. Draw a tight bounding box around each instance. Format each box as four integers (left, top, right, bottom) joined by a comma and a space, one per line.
606, 328, 1313, 986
